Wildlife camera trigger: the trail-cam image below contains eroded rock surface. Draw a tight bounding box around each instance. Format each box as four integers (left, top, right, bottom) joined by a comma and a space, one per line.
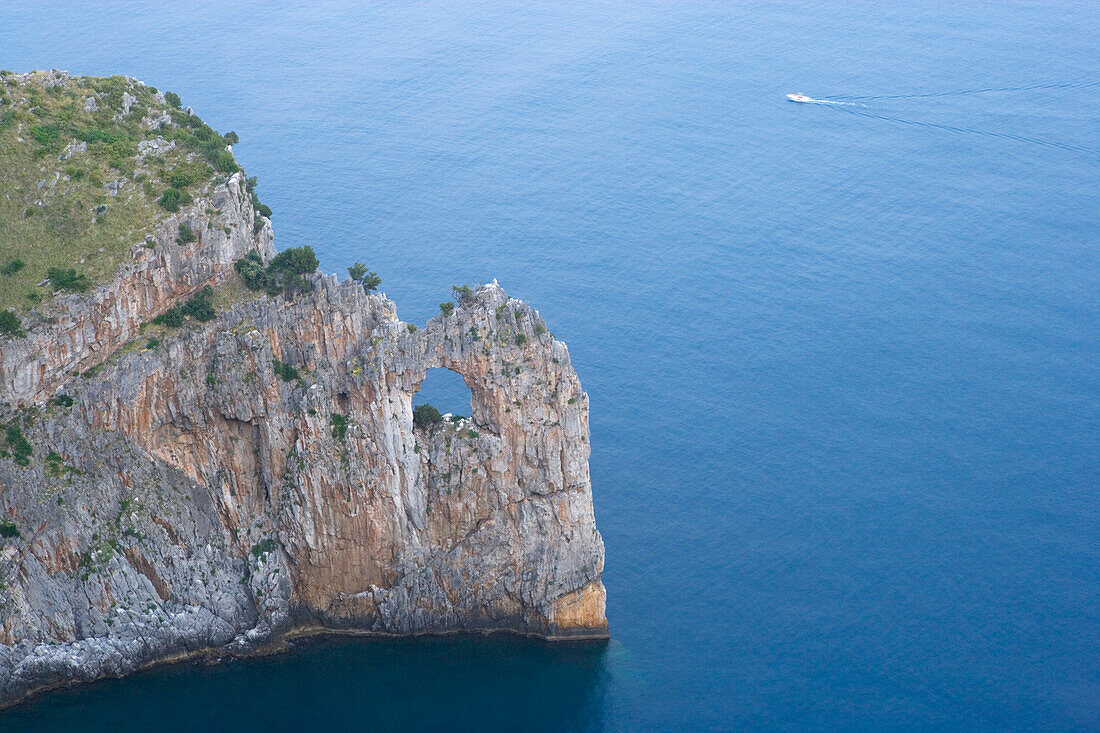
0, 171, 273, 405
0, 274, 606, 707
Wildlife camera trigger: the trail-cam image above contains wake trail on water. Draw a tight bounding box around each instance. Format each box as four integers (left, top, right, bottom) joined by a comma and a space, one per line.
822, 104, 1100, 154
801, 98, 863, 106
821, 80, 1100, 102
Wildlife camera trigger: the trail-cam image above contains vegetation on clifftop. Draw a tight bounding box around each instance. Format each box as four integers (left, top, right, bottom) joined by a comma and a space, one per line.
235, 246, 319, 297
348, 262, 381, 292
0, 310, 25, 338
0, 70, 248, 314
0, 71, 378, 343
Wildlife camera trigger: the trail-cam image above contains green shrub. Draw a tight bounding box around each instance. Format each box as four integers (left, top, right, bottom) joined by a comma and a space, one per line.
330, 413, 348, 441
152, 286, 215, 327
154, 308, 183, 328
0, 310, 25, 338
155, 107, 244, 177
79, 127, 127, 145
4, 425, 33, 466
250, 538, 277, 558
165, 91, 182, 109
223, 131, 240, 145
243, 176, 272, 218
272, 359, 300, 382
406, 323, 418, 333
234, 251, 270, 291
452, 284, 474, 302
348, 263, 381, 292
534, 322, 547, 336
413, 404, 443, 428
1, 259, 25, 276
180, 286, 215, 321
105, 139, 137, 170
236, 246, 318, 297
465, 429, 480, 439
177, 223, 196, 244
45, 451, 65, 478
52, 394, 75, 408
0, 522, 18, 539
515, 334, 527, 346
145, 337, 160, 350
214, 151, 239, 173
158, 187, 192, 212
439, 302, 455, 317
168, 170, 197, 189
269, 246, 319, 277
30, 124, 60, 147
47, 267, 90, 292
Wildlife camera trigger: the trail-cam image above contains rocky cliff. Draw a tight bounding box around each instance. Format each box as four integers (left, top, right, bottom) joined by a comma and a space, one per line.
0, 169, 271, 405
0, 72, 606, 709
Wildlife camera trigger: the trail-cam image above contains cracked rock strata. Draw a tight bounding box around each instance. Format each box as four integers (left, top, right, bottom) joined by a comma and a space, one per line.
0, 170, 272, 406
0, 274, 607, 708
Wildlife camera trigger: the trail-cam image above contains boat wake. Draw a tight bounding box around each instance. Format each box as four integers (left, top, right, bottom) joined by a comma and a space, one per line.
788, 80, 1100, 154
820, 80, 1100, 102
787, 93, 861, 106
823, 104, 1100, 154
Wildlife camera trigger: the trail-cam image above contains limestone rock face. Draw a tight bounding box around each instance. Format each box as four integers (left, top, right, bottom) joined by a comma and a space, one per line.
0, 273, 606, 707
0, 171, 273, 405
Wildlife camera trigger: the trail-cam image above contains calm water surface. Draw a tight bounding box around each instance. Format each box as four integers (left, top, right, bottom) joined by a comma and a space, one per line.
1, 1, 1098, 730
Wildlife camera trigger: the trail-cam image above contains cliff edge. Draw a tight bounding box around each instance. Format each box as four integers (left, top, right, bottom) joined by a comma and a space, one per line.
0, 71, 606, 709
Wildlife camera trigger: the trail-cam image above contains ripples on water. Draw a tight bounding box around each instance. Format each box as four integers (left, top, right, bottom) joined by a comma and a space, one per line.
1, 1, 1098, 730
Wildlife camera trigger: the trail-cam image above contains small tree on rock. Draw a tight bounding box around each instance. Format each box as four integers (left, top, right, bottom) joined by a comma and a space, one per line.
0, 310, 25, 338
47, 267, 89, 292
348, 263, 381, 292
413, 404, 443, 428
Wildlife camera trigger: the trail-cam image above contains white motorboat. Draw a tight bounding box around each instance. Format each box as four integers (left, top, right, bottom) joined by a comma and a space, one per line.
786, 93, 813, 103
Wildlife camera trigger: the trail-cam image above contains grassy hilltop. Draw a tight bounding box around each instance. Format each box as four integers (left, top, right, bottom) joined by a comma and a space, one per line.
0, 70, 265, 318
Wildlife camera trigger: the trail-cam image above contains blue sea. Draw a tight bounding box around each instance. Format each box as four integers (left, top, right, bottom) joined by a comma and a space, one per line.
2, 1, 1098, 730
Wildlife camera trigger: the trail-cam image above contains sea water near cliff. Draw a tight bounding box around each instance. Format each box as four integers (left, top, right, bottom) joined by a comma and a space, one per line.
2, 1, 1098, 730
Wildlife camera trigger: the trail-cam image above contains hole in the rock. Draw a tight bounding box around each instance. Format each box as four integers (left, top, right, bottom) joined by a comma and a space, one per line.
413, 368, 473, 422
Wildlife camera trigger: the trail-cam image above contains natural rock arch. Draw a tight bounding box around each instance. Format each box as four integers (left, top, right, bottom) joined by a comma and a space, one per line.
411, 367, 476, 424
0, 280, 606, 707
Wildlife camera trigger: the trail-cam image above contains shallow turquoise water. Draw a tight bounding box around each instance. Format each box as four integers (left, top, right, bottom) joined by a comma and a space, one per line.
2, 1, 1098, 730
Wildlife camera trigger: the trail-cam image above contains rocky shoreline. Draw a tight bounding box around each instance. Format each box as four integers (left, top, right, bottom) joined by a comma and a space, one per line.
0, 73, 606, 709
